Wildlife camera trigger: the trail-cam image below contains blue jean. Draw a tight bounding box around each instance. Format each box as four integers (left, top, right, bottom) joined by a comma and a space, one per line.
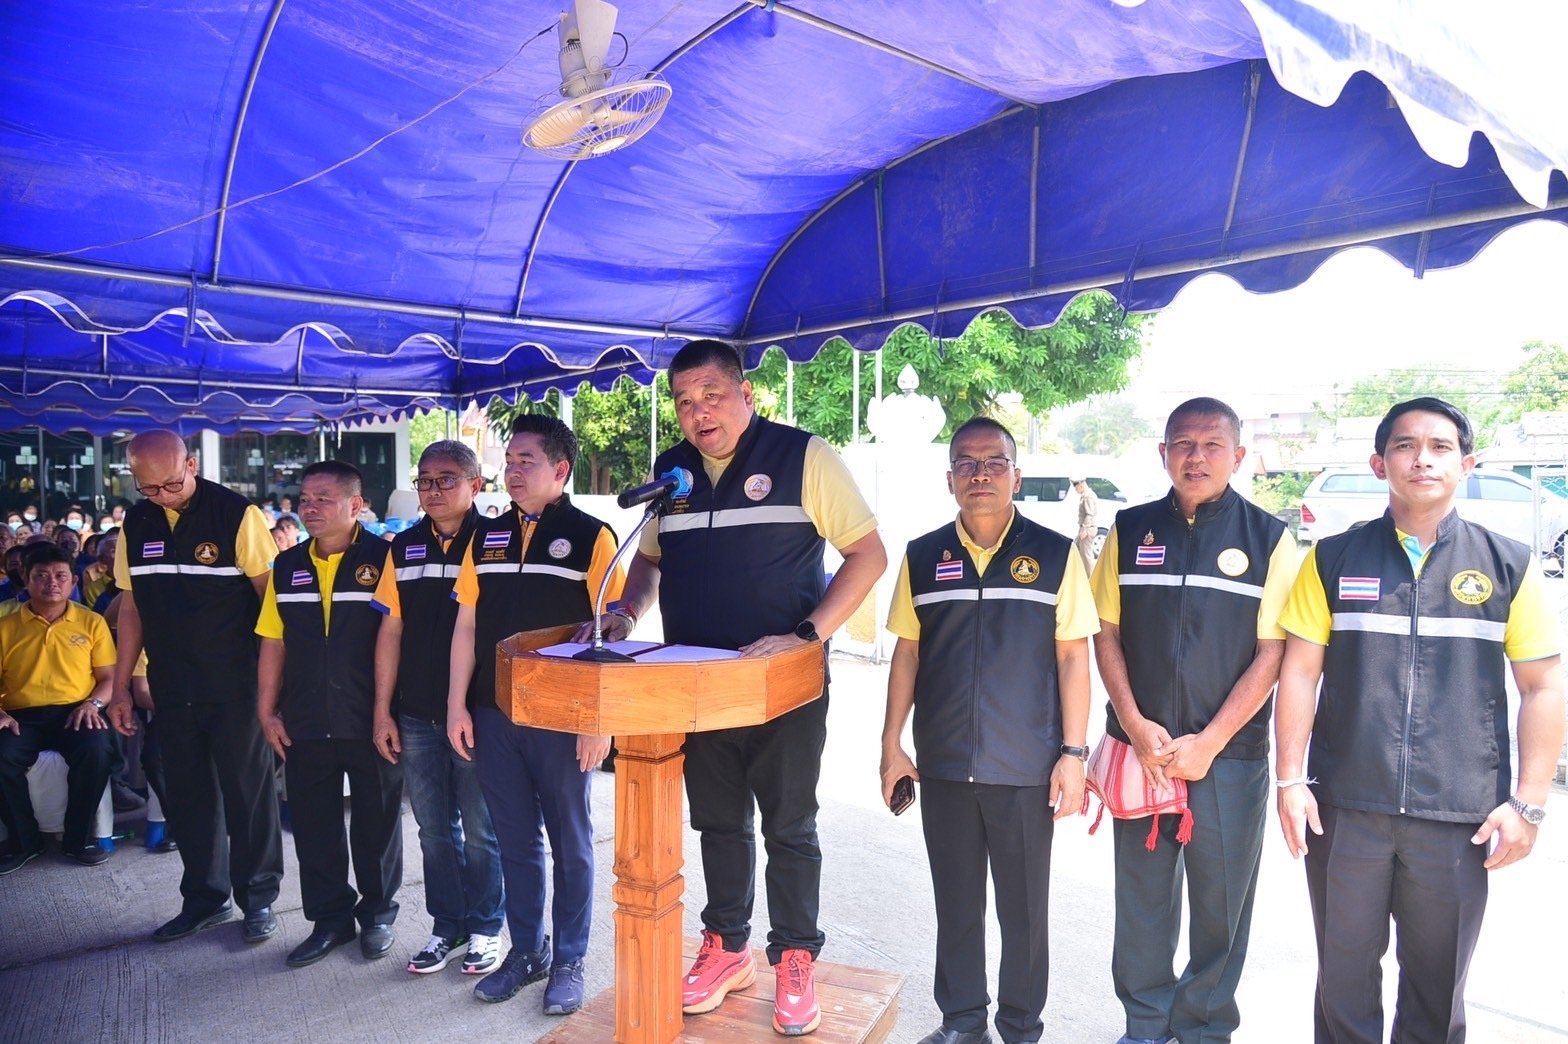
400, 715, 504, 938
472, 705, 595, 962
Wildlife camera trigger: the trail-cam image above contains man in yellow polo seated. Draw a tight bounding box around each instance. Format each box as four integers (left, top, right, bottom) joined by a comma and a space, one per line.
0, 542, 118, 875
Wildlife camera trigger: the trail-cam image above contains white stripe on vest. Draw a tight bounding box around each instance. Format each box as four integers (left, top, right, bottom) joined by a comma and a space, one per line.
130, 563, 246, 577
1119, 573, 1263, 599
1331, 612, 1505, 643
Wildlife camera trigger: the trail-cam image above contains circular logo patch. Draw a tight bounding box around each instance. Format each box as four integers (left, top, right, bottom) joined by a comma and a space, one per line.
1216, 548, 1249, 577
194, 542, 220, 565
1010, 555, 1040, 584
548, 538, 572, 560
1450, 570, 1493, 606
354, 563, 380, 587
744, 474, 773, 501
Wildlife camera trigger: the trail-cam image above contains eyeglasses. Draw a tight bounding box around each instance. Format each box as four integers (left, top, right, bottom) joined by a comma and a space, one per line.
949, 456, 1014, 479
135, 479, 187, 497
413, 476, 465, 492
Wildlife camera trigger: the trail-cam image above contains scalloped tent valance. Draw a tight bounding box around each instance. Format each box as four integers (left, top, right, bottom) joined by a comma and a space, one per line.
2, 0, 1564, 433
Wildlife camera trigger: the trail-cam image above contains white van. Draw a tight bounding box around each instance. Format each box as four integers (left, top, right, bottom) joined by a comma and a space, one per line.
1012, 471, 1132, 555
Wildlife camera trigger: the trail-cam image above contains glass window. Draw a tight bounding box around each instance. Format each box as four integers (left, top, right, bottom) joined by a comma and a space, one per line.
1474, 475, 1531, 502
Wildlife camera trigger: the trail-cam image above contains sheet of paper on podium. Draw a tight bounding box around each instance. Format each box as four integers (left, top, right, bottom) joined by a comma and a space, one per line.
535, 641, 741, 662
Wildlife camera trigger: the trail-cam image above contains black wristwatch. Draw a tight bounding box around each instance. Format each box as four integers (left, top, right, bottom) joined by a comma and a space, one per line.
794, 619, 819, 642
1059, 744, 1090, 761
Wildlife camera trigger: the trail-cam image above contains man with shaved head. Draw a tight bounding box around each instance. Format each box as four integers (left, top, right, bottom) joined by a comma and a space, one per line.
107, 429, 284, 946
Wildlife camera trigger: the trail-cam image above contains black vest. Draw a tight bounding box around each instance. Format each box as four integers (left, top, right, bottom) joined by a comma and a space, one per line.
1312, 511, 1531, 822
468, 497, 610, 709
1108, 488, 1286, 760
386, 508, 478, 723
907, 514, 1071, 786
273, 529, 388, 739
655, 416, 825, 651
123, 478, 261, 704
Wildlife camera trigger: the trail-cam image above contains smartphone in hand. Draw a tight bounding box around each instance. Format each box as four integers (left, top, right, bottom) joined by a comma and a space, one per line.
890, 775, 916, 816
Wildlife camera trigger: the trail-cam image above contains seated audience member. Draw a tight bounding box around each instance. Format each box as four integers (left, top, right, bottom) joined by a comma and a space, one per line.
81, 533, 118, 610
0, 543, 117, 874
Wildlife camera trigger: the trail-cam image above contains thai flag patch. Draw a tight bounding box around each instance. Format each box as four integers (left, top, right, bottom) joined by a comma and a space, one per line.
291, 570, 312, 587
934, 560, 964, 582
1339, 577, 1381, 601
1135, 545, 1165, 567
142, 541, 164, 559
483, 531, 510, 550
404, 545, 426, 561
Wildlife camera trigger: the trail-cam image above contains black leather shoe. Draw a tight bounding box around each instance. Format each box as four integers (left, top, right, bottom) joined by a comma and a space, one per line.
243, 907, 279, 943
360, 924, 395, 960
153, 904, 235, 943
916, 1029, 994, 1044
64, 842, 112, 866
286, 924, 356, 968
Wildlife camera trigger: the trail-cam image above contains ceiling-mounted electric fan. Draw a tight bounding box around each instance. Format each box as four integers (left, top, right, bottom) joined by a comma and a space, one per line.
522, 0, 672, 160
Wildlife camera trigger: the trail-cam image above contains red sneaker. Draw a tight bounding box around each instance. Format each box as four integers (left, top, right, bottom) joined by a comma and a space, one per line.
772, 948, 820, 1036
682, 930, 756, 1014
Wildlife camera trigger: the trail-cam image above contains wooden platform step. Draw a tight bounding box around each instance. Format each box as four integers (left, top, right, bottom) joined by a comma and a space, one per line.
539, 940, 904, 1043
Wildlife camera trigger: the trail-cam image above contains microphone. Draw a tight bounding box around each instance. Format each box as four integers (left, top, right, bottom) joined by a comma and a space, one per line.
617, 468, 692, 509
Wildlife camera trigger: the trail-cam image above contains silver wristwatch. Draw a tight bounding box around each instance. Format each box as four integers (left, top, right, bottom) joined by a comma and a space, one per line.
1508, 796, 1546, 826
88, 697, 106, 712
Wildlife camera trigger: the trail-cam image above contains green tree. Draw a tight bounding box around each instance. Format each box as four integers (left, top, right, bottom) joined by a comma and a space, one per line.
1061, 399, 1154, 455
408, 409, 458, 468
748, 293, 1145, 444
1498, 340, 1568, 422
1252, 472, 1312, 515
1317, 368, 1499, 448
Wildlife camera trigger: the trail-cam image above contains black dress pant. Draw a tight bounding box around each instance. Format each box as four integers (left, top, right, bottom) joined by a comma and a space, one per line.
1304, 805, 1488, 1044
0, 704, 113, 852
156, 698, 284, 915
684, 692, 828, 963
285, 737, 403, 930
920, 778, 1055, 1044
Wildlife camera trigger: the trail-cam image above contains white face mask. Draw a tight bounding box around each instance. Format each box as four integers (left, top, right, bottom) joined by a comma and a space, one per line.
23, 512, 36, 521
66, 519, 84, 531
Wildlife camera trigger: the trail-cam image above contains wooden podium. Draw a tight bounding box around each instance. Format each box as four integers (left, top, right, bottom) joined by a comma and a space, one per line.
497, 625, 900, 1044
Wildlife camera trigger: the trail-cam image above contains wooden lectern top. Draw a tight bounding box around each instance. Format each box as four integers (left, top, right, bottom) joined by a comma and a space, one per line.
495, 624, 825, 736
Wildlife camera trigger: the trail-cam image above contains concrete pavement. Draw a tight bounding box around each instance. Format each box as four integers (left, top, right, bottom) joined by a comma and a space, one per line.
1, 654, 1564, 1042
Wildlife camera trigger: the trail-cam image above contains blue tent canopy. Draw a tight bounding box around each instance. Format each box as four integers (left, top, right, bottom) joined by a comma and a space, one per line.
2, 0, 1564, 433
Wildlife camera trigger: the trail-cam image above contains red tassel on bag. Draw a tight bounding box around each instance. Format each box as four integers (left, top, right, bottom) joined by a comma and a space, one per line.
1176, 807, 1195, 845
1144, 814, 1161, 852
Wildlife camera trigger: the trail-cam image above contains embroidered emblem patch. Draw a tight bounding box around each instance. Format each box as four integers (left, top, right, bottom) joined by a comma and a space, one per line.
1216, 548, 1248, 577
483, 531, 511, 549
68, 633, 90, 648
1135, 545, 1165, 567
941, 549, 952, 561
355, 564, 379, 586
194, 542, 219, 565
548, 538, 572, 560
404, 545, 427, 561
744, 473, 772, 501
935, 560, 965, 582
1450, 570, 1493, 606
1338, 577, 1380, 601
1010, 555, 1040, 584
291, 570, 312, 587
1141, 531, 1155, 546
142, 541, 165, 559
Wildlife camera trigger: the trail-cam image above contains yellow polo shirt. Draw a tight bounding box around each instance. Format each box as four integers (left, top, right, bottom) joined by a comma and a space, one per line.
886, 510, 1100, 642
1090, 524, 1299, 639
1279, 541, 1559, 660
255, 541, 348, 639
0, 602, 116, 709
452, 510, 624, 609
638, 436, 877, 558
113, 503, 276, 589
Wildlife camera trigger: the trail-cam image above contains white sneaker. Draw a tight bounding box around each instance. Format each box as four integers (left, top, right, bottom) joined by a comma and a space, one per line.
463, 933, 502, 975
408, 933, 468, 974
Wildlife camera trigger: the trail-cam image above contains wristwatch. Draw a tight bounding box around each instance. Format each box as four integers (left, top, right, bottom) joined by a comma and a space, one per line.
1508, 796, 1546, 825
88, 697, 106, 712
794, 619, 820, 642
606, 600, 637, 627
1059, 744, 1090, 761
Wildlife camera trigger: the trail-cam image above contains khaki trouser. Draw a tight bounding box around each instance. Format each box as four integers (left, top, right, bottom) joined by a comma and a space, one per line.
1075, 526, 1097, 571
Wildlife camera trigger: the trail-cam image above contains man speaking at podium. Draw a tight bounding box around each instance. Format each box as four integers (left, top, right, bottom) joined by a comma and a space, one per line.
598, 338, 886, 1037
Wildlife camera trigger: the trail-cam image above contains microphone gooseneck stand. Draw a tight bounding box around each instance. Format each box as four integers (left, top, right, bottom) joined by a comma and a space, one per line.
573, 493, 671, 663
